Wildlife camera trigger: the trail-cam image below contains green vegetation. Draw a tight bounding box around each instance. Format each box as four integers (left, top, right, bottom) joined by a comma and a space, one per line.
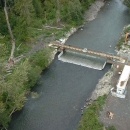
0, 46, 54, 129
106, 126, 116, 130
116, 36, 124, 48
0, 0, 96, 44
0, 0, 97, 58
116, 25, 130, 48
123, 0, 130, 9
27, 47, 54, 87
123, 26, 130, 34
0, 0, 106, 129
77, 95, 116, 130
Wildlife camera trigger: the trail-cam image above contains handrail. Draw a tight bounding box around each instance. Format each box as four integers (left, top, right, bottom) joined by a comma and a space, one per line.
49, 42, 126, 63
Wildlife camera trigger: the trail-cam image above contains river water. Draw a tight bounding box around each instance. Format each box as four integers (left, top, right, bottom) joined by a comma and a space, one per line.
9, 0, 130, 130
58, 50, 107, 70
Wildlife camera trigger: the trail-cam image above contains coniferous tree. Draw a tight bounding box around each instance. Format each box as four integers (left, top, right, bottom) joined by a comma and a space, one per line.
13, 0, 34, 41
32, 0, 43, 18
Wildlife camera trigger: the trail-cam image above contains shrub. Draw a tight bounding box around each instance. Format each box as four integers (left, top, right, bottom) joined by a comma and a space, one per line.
27, 46, 54, 87
27, 66, 42, 88
29, 47, 52, 69
123, 26, 130, 34
116, 36, 124, 48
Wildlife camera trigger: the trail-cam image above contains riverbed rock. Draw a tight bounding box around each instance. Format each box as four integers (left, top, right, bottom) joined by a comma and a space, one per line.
84, 0, 105, 22
91, 70, 113, 100
116, 43, 130, 59
128, 41, 130, 45
58, 27, 77, 44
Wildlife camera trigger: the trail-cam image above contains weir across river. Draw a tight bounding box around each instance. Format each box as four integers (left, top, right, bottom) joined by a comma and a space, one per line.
49, 41, 126, 66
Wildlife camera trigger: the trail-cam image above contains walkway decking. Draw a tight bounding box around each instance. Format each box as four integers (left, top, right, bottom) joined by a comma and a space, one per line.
49, 42, 126, 63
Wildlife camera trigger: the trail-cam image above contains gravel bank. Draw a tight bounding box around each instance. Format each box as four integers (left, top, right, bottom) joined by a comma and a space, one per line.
84, 0, 105, 22
91, 69, 113, 100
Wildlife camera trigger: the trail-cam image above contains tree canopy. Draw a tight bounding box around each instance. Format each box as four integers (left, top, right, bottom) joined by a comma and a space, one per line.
124, 0, 130, 8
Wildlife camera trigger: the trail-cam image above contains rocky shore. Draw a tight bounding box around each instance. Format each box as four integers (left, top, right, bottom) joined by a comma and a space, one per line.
91, 69, 113, 100
117, 44, 130, 60
84, 0, 105, 22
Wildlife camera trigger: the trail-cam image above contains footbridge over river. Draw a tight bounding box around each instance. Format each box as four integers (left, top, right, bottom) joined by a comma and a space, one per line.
49, 41, 126, 70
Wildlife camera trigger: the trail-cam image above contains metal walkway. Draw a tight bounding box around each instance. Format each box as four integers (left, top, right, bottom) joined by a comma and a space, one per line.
49, 42, 126, 63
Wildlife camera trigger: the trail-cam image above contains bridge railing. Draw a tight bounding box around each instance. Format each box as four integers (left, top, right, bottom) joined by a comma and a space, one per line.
49, 42, 126, 63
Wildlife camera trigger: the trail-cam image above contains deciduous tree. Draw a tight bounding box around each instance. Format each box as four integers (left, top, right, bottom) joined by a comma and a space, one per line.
14, 0, 33, 40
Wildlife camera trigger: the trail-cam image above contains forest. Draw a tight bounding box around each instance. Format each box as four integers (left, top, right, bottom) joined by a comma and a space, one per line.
0, 0, 130, 129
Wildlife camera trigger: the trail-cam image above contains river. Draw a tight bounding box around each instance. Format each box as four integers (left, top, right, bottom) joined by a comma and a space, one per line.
9, 0, 130, 130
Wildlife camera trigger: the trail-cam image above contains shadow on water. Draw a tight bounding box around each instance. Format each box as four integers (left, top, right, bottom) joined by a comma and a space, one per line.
9, 0, 130, 130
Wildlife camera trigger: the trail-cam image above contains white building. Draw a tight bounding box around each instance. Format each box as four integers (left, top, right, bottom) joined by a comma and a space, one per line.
111, 65, 130, 98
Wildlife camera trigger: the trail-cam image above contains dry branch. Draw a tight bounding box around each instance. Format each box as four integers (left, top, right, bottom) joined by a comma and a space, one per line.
4, 0, 15, 62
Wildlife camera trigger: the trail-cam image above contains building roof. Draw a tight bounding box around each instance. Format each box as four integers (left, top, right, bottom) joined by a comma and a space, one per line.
117, 65, 130, 89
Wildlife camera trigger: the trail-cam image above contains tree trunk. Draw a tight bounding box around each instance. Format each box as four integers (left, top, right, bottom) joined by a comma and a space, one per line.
4, 0, 15, 63
9, 107, 16, 117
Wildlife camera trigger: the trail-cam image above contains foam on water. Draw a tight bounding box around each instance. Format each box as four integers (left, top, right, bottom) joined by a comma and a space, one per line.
58, 50, 106, 70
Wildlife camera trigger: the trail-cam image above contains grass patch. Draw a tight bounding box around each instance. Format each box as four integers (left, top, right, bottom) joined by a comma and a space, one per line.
123, 26, 130, 34
0, 34, 31, 57
77, 95, 116, 130
116, 36, 124, 48
27, 46, 54, 88
14, 41, 31, 56
30, 28, 44, 39
29, 24, 71, 42
105, 73, 109, 76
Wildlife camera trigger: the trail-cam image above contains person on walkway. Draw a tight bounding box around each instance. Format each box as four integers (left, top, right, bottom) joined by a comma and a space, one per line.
125, 32, 130, 44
